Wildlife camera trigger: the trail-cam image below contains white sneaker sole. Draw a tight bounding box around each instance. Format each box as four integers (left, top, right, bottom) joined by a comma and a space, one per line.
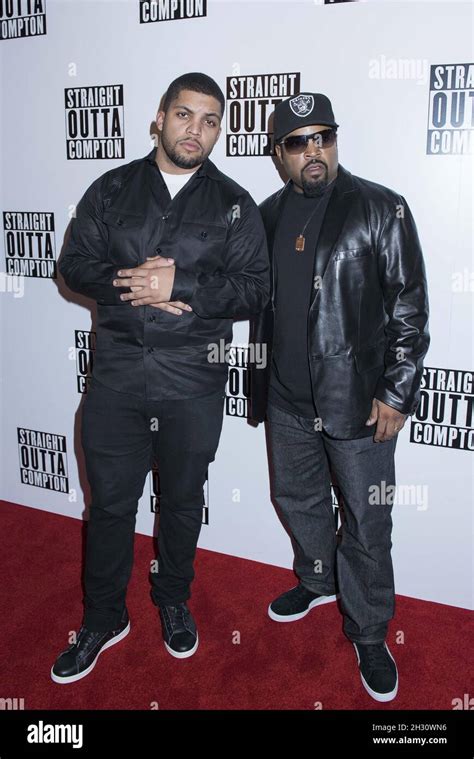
353, 641, 399, 702
268, 593, 339, 622
164, 631, 199, 659
50, 620, 131, 685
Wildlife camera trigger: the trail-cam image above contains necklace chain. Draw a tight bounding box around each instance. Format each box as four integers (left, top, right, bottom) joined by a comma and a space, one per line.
295, 196, 323, 253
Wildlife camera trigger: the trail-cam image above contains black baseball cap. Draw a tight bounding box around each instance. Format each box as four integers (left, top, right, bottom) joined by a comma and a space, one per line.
273, 93, 339, 143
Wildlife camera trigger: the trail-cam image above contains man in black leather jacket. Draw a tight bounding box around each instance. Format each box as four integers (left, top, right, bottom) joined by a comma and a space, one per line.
249, 93, 430, 703
52, 72, 269, 683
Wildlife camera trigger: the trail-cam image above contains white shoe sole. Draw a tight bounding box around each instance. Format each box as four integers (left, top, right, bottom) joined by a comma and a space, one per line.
164, 631, 199, 659
268, 593, 339, 622
50, 620, 131, 684
353, 641, 399, 702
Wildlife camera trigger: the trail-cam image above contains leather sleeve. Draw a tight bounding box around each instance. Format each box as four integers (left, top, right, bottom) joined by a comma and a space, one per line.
374, 195, 430, 414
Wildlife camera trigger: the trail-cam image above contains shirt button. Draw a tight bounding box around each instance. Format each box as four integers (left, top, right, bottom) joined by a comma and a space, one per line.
162, 215, 169, 221
148, 347, 154, 353
155, 247, 161, 254
148, 315, 155, 322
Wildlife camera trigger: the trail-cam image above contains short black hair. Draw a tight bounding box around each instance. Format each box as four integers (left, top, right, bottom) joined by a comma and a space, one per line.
162, 72, 225, 119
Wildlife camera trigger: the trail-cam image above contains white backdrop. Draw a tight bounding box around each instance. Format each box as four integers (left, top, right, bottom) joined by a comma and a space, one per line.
1, 0, 472, 610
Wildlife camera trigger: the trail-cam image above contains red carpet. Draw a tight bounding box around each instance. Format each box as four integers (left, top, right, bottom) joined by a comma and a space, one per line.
0, 500, 471, 710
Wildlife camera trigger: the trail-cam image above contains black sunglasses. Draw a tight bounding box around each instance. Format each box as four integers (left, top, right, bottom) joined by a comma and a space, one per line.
278, 128, 337, 155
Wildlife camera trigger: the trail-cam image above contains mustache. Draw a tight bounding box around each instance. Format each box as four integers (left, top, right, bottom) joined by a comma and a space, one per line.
178, 138, 202, 149
304, 160, 327, 170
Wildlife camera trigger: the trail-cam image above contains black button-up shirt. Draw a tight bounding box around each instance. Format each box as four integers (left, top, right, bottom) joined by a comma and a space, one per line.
59, 147, 270, 399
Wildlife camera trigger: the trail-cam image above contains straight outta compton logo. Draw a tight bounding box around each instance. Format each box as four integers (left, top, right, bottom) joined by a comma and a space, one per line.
427, 63, 473, 154
139, 0, 206, 23
410, 367, 473, 450
226, 72, 300, 156
150, 465, 209, 524
65, 85, 125, 159
225, 345, 250, 417
18, 428, 69, 492
0, 0, 46, 40
3, 211, 55, 278
74, 330, 95, 393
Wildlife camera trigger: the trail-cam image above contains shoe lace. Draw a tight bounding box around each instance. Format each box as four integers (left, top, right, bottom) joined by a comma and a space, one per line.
166, 603, 189, 632
364, 644, 390, 671
71, 626, 104, 651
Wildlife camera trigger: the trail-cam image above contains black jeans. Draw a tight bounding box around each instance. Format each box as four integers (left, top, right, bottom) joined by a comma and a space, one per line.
266, 401, 398, 644
80, 376, 225, 631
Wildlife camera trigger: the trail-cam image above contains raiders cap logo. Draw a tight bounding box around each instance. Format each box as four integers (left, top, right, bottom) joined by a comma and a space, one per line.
289, 94, 314, 117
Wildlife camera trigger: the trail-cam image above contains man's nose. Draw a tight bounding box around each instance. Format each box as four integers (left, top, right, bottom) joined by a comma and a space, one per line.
186, 119, 202, 135
304, 136, 322, 158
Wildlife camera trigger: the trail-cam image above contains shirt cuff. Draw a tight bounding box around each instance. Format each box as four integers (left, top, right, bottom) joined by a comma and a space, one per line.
96, 284, 128, 306
170, 266, 197, 303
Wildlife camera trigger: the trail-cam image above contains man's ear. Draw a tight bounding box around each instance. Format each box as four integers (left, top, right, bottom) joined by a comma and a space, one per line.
156, 109, 165, 131
274, 143, 282, 163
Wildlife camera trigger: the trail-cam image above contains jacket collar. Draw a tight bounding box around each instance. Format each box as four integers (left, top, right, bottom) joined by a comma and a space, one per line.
144, 146, 223, 181
261, 164, 358, 311
262, 163, 356, 240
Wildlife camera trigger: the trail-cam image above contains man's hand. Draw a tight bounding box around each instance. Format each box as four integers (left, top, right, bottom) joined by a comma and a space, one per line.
365, 398, 406, 442
113, 255, 178, 306
149, 299, 192, 315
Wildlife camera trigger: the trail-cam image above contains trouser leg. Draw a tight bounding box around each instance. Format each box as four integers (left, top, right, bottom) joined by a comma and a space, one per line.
81, 378, 152, 631
265, 402, 338, 595
149, 391, 225, 607
322, 433, 398, 644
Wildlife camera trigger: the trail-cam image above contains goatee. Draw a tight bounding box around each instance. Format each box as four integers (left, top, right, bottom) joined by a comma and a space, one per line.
301, 163, 328, 197
161, 134, 204, 169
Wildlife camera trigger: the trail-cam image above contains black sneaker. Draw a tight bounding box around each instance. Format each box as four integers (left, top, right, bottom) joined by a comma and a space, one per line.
159, 602, 198, 658
353, 641, 398, 702
268, 583, 338, 622
50, 607, 130, 684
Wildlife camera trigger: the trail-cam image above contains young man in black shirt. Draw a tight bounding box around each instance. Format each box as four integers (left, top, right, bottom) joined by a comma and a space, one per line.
53, 72, 269, 683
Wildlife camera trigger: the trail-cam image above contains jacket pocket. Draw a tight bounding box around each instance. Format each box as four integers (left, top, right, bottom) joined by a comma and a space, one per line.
334, 246, 371, 262
354, 342, 386, 374
103, 210, 146, 229
181, 221, 228, 242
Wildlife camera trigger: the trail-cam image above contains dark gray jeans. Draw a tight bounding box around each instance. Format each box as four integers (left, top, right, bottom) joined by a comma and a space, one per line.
266, 401, 398, 644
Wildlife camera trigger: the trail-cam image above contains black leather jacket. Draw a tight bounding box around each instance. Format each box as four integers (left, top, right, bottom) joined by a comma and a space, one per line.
59, 147, 270, 399
249, 164, 430, 439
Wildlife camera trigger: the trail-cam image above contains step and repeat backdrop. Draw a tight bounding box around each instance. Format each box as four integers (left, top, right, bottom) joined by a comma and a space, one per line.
1, 0, 472, 610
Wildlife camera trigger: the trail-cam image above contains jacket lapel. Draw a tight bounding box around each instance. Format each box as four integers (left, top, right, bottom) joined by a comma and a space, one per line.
261, 181, 292, 308
309, 164, 357, 309
261, 165, 357, 312
263, 180, 292, 252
